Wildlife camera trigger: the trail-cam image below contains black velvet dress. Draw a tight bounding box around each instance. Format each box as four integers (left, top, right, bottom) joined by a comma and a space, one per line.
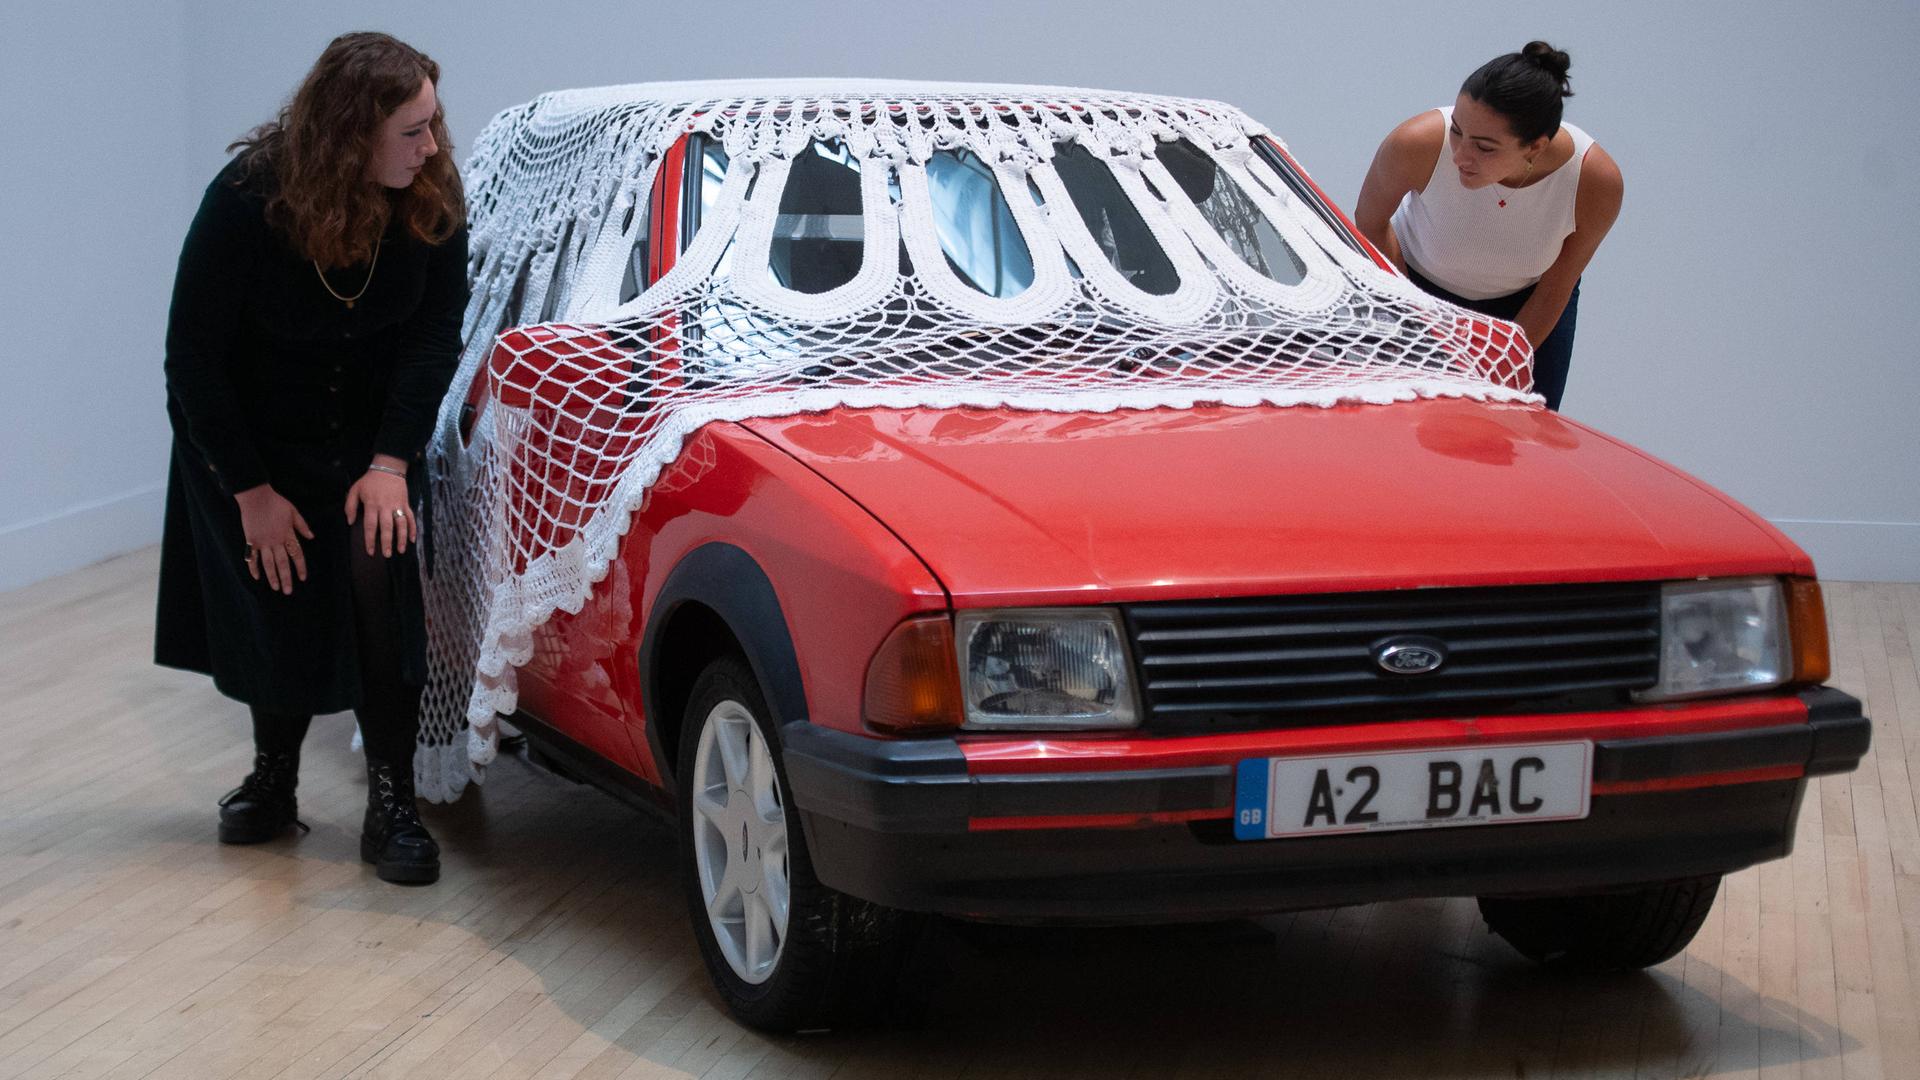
155, 157, 469, 715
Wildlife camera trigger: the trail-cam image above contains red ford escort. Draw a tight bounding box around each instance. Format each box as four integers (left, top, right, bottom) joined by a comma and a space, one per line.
429, 81, 1869, 1030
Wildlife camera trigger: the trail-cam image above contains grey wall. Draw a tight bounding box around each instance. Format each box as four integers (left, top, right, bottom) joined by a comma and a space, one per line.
4, 0, 1915, 590
1, 1, 191, 591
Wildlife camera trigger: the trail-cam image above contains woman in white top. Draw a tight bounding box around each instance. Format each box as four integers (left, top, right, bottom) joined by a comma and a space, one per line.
1355, 42, 1622, 411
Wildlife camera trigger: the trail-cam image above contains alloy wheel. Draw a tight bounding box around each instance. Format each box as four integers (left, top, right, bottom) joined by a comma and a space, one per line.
690, 699, 791, 984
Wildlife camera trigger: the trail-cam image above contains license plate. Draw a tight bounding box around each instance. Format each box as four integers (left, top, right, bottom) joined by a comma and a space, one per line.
1233, 742, 1592, 840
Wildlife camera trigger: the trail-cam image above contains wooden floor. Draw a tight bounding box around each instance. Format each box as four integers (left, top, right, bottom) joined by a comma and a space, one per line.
3, 549, 1917, 1079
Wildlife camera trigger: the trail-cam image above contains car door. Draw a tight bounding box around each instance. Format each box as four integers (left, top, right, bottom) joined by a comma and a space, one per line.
506, 130, 736, 780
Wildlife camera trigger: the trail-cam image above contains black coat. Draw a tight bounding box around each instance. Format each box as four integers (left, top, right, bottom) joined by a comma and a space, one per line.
155, 158, 469, 714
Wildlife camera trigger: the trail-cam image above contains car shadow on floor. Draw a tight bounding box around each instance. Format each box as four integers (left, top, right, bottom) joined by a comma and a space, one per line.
503, 751, 1858, 1077
850, 913, 1851, 1077
166, 743, 1855, 1078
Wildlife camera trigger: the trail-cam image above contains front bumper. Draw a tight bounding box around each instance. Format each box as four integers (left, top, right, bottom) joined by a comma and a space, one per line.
781, 688, 1869, 921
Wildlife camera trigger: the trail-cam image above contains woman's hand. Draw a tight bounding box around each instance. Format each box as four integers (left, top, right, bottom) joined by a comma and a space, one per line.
234, 484, 315, 595
344, 454, 417, 557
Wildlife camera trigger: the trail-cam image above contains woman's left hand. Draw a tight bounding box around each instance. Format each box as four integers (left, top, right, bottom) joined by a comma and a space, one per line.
344, 455, 417, 557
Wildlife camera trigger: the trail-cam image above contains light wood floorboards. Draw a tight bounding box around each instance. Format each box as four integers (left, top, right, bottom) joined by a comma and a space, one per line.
2, 548, 1916, 1078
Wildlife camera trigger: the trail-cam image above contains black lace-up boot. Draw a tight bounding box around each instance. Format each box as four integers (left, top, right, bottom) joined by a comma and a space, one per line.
218, 751, 308, 844
361, 758, 440, 884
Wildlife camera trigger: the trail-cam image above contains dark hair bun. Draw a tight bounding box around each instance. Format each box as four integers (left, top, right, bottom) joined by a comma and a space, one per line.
1462, 42, 1574, 140
1521, 40, 1573, 96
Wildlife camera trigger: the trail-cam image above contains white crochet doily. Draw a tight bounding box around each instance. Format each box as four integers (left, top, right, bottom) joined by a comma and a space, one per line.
415, 80, 1535, 801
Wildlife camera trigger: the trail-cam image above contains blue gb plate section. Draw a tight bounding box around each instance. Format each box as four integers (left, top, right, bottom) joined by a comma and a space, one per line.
1234, 758, 1271, 840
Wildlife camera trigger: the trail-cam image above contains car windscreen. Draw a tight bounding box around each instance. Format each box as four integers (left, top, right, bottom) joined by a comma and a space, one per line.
770, 138, 865, 294
1153, 139, 1307, 286
926, 148, 1035, 298
1049, 141, 1181, 296
1248, 137, 1367, 257
701, 135, 1328, 305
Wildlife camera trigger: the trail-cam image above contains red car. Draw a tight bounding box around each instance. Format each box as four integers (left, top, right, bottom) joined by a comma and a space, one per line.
431, 82, 1869, 1031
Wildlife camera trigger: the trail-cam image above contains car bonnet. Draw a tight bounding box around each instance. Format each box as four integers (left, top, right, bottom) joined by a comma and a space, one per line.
742, 398, 1808, 607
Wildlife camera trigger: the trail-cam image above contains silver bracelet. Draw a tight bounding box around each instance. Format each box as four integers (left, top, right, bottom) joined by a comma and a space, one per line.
367, 463, 407, 479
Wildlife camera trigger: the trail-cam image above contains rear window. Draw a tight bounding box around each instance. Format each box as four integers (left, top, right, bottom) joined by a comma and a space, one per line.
1153, 139, 1307, 286
1049, 141, 1180, 296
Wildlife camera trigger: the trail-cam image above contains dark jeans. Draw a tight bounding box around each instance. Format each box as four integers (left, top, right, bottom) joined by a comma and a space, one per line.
1406, 266, 1580, 411
250, 537, 421, 766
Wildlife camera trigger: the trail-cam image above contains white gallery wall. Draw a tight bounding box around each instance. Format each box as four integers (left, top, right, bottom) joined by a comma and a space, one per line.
0, 1, 192, 592
3, 0, 1915, 591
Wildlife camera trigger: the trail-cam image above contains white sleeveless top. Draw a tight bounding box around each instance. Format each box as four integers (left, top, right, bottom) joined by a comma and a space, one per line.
1392, 106, 1595, 300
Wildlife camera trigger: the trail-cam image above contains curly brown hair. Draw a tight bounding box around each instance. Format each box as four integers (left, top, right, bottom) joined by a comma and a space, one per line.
229, 32, 465, 268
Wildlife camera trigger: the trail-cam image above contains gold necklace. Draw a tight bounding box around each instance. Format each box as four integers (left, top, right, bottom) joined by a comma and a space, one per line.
312, 237, 383, 309
1489, 157, 1536, 208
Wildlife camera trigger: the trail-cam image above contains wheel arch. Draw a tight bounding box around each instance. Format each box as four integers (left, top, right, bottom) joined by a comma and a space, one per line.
641, 542, 809, 795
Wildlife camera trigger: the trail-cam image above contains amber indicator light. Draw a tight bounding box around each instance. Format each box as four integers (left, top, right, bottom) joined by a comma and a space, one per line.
863, 615, 965, 733
1786, 577, 1831, 685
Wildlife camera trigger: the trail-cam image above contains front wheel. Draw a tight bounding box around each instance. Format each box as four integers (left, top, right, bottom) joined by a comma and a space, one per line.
677, 655, 914, 1031
1478, 874, 1721, 971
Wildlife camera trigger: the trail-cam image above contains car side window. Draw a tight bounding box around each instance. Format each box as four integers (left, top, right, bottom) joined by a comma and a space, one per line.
617, 190, 650, 304
1049, 141, 1180, 296
538, 218, 580, 321
618, 135, 728, 305
501, 254, 534, 327
677, 134, 763, 368
683, 134, 731, 252
768, 138, 865, 294
1153, 139, 1307, 286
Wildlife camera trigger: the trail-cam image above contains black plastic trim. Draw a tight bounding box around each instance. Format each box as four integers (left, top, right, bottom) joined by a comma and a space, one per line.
780, 723, 970, 834
1594, 725, 1810, 782
512, 707, 1228, 836
973, 766, 1234, 818
1802, 687, 1873, 775
779, 724, 1235, 833
1125, 581, 1663, 730
801, 781, 1807, 921
1592, 689, 1869, 782
784, 690, 1873, 838
638, 542, 808, 796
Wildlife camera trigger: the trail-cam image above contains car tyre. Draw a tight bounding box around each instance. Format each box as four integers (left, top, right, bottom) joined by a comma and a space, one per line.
1478, 874, 1721, 971
677, 654, 914, 1032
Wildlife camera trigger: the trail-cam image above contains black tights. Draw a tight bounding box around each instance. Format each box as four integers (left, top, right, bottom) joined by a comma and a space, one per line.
250, 537, 420, 767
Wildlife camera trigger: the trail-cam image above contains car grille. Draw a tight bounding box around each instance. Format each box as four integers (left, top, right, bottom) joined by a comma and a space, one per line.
1123, 582, 1662, 731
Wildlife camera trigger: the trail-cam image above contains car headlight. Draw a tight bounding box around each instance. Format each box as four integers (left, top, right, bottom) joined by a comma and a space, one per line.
955, 609, 1139, 730
1634, 577, 1790, 702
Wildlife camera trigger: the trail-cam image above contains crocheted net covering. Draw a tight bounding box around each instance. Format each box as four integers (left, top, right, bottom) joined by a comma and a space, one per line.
415, 79, 1536, 802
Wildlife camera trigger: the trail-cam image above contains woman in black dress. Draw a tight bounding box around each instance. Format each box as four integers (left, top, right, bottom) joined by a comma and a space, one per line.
156, 32, 469, 885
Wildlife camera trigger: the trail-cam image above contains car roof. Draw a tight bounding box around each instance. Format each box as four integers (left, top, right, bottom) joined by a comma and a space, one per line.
534, 78, 1245, 117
